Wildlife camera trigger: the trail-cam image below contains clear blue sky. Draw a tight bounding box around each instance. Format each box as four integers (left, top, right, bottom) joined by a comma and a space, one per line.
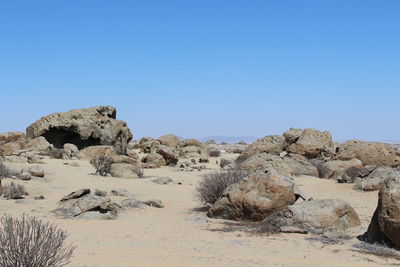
1, 1, 399, 141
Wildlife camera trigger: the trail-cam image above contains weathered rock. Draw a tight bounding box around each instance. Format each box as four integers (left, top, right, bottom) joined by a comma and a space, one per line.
139, 137, 160, 153
359, 165, 377, 178
3, 166, 31, 180
25, 137, 51, 154
78, 145, 117, 159
0, 132, 25, 143
240, 153, 319, 177
28, 165, 44, 177
264, 199, 361, 234
63, 143, 79, 158
207, 169, 297, 221
141, 153, 166, 168
144, 199, 164, 208
26, 106, 132, 154
355, 167, 397, 191
152, 177, 173, 185
110, 163, 139, 179
317, 159, 363, 180
178, 139, 210, 159
5, 155, 27, 163
76, 211, 116, 220
237, 135, 286, 163
120, 198, 143, 208
363, 172, 400, 248
283, 128, 304, 144
288, 128, 334, 158
0, 142, 22, 156
158, 134, 180, 148
60, 189, 91, 201
111, 189, 134, 197
337, 140, 399, 167
111, 155, 140, 165
155, 145, 178, 166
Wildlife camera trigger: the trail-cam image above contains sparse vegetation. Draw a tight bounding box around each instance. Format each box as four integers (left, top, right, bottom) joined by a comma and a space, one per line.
196, 169, 249, 205
0, 161, 7, 178
1, 182, 28, 199
219, 158, 232, 169
0, 214, 76, 267
353, 242, 400, 259
210, 150, 221, 157
90, 155, 113, 176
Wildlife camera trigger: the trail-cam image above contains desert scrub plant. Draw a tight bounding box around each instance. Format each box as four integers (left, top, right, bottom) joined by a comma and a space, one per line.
0, 161, 8, 179
0, 214, 76, 267
219, 158, 232, 169
196, 169, 249, 205
90, 155, 113, 176
353, 242, 400, 259
1, 182, 28, 200
210, 150, 221, 157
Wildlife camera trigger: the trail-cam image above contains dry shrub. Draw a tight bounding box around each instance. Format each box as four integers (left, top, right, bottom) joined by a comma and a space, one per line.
90, 155, 113, 176
219, 158, 232, 169
210, 150, 221, 157
196, 169, 249, 205
0, 161, 7, 179
353, 242, 400, 259
1, 182, 28, 200
0, 214, 76, 267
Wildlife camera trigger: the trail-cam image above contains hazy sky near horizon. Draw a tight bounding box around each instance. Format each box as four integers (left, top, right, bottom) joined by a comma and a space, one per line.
1, 1, 399, 141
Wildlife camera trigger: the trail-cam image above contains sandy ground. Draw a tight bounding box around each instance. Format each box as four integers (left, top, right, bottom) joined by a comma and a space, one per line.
1, 152, 398, 267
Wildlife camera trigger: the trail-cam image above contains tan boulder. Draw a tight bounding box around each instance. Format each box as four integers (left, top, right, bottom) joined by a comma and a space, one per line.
318, 158, 363, 179
207, 169, 297, 221
288, 128, 334, 158
78, 145, 117, 159
141, 153, 166, 168
336, 140, 398, 167
237, 135, 286, 163
158, 134, 180, 148
25, 137, 51, 154
26, 106, 132, 154
364, 172, 400, 248
240, 153, 319, 177
110, 163, 139, 179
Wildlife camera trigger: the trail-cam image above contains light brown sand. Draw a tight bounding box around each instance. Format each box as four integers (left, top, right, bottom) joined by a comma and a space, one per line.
1, 152, 397, 267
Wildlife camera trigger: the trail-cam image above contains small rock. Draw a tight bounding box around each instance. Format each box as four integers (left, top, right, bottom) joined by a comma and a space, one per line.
28, 165, 44, 177
111, 189, 134, 197
120, 198, 143, 208
152, 177, 173, 185
34, 195, 45, 200
143, 199, 164, 208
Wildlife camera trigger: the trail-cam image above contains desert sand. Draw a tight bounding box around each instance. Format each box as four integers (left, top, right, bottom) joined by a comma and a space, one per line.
1, 150, 397, 267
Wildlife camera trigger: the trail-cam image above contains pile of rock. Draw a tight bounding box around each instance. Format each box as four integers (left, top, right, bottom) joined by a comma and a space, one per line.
54, 188, 164, 220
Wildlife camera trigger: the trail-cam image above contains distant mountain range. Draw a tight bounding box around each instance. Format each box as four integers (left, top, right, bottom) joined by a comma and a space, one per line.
199, 135, 259, 144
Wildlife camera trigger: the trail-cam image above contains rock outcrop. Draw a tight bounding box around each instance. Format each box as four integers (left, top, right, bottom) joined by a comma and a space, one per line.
237, 135, 286, 163
287, 128, 334, 158
207, 169, 297, 221
355, 167, 398, 191
363, 172, 400, 248
336, 140, 399, 167
263, 199, 361, 234
26, 106, 132, 154
240, 153, 319, 177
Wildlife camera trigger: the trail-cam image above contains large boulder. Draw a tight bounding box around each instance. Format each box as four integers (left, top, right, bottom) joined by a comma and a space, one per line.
207, 169, 297, 221
240, 153, 319, 177
178, 139, 210, 160
336, 140, 399, 167
155, 145, 178, 166
316, 158, 363, 180
110, 163, 139, 179
237, 135, 286, 163
0, 132, 25, 144
355, 167, 398, 191
25, 137, 51, 154
363, 172, 400, 248
0, 142, 22, 156
283, 128, 304, 144
141, 153, 166, 168
264, 199, 361, 234
158, 134, 180, 148
26, 106, 132, 154
288, 128, 334, 158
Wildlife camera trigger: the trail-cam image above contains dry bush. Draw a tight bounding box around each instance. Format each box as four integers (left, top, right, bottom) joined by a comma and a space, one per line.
353, 242, 400, 259
231, 148, 245, 154
0, 214, 76, 267
1, 182, 28, 200
210, 150, 221, 157
219, 158, 232, 169
196, 169, 249, 205
90, 155, 113, 176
